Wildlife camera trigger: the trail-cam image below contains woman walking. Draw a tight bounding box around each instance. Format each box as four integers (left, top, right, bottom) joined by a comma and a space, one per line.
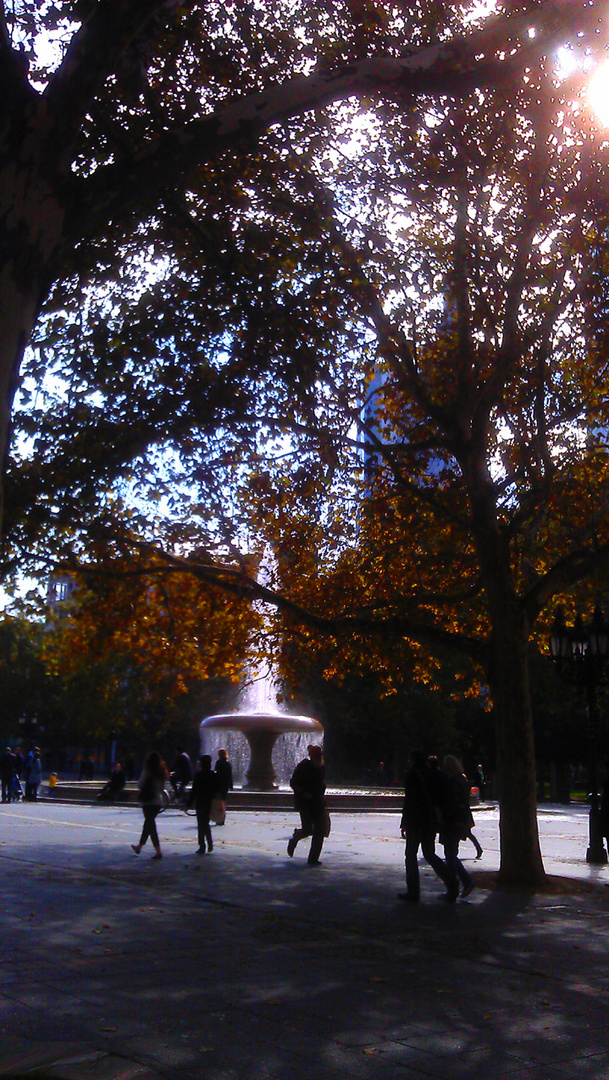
131, 751, 168, 860
440, 755, 476, 899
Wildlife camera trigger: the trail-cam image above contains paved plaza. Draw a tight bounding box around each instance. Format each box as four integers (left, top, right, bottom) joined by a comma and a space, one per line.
2, 800, 609, 1079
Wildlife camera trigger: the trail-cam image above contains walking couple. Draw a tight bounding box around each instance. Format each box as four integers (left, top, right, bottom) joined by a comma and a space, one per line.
399, 750, 476, 903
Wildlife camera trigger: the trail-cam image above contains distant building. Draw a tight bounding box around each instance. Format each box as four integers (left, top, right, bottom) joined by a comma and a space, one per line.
47, 572, 78, 608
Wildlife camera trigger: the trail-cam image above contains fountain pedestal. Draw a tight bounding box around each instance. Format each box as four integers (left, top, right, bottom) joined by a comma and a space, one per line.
199, 712, 324, 790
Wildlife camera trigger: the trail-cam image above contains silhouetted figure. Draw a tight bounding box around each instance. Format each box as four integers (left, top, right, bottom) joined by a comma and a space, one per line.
214, 748, 233, 798
439, 755, 476, 899
188, 755, 218, 854
287, 744, 327, 866
213, 748, 233, 826
98, 762, 126, 802
131, 751, 168, 860
1, 747, 16, 803
474, 763, 486, 802
25, 748, 42, 801
399, 751, 456, 903
169, 745, 193, 798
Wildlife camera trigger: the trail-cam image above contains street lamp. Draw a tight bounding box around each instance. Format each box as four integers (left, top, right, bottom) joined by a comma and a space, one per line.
549, 607, 608, 865
18, 713, 38, 746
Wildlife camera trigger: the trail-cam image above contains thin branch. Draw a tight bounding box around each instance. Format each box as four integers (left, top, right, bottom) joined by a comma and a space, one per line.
56, 538, 485, 662
68, 1, 599, 240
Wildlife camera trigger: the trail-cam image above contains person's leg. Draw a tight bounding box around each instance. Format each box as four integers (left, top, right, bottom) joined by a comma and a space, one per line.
421, 833, 451, 886
468, 830, 483, 858
439, 836, 460, 900
288, 807, 313, 856
307, 813, 324, 864
453, 841, 474, 895
196, 808, 206, 852
139, 809, 152, 847
404, 832, 421, 900
204, 815, 213, 852
133, 810, 149, 852
148, 807, 161, 855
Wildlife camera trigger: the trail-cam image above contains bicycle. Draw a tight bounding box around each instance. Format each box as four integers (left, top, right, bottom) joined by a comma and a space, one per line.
158, 786, 194, 814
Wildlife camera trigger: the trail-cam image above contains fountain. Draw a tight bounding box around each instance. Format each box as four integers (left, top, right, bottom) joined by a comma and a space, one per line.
199, 711, 324, 790
200, 552, 323, 789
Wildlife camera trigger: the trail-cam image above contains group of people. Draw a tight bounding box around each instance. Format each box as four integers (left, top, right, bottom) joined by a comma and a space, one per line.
400, 750, 482, 903
3, 735, 482, 901
130, 741, 329, 867
129, 742, 481, 896
131, 747, 233, 860
0, 745, 42, 802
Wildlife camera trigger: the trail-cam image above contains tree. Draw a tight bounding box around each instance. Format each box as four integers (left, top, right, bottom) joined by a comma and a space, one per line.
4, 1, 609, 886
0, 0, 604, 534
237, 72, 609, 884
41, 546, 253, 745
0, 616, 52, 737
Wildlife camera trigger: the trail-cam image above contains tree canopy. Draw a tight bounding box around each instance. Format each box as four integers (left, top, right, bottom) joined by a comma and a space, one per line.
3, 1, 609, 884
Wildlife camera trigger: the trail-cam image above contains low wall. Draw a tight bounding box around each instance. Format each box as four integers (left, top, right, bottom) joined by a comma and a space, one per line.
43, 781, 405, 812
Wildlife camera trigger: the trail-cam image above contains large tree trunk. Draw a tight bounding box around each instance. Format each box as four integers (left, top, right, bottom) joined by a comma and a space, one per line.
0, 159, 64, 533
487, 609, 546, 886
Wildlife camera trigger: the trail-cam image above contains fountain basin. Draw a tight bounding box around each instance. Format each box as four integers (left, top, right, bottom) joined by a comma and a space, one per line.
199, 712, 323, 790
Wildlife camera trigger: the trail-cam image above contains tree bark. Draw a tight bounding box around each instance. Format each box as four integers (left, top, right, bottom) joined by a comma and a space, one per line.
487, 611, 546, 885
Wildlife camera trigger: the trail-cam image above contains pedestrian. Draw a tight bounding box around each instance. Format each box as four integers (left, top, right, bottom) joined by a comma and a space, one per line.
1, 746, 16, 803
25, 748, 42, 801
287, 743, 327, 866
214, 748, 233, 825
474, 763, 486, 802
23, 747, 33, 790
131, 751, 168, 860
439, 755, 476, 899
399, 750, 457, 902
13, 746, 23, 781
98, 762, 126, 802
169, 745, 193, 800
187, 755, 218, 854
444, 757, 483, 858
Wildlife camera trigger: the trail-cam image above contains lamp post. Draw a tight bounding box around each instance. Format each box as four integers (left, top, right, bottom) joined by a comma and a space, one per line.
549, 607, 608, 865
18, 713, 38, 747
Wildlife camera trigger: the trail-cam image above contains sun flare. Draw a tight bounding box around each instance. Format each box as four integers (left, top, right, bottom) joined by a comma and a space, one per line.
588, 62, 609, 127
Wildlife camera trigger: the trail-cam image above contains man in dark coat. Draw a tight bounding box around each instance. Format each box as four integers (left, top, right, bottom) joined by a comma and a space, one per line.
187, 755, 218, 854
399, 750, 457, 903
170, 745, 193, 799
287, 744, 327, 866
214, 748, 233, 796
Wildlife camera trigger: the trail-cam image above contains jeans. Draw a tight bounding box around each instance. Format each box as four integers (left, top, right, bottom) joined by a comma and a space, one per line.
405, 828, 455, 899
196, 807, 213, 852
291, 804, 325, 863
138, 805, 160, 849
442, 834, 472, 893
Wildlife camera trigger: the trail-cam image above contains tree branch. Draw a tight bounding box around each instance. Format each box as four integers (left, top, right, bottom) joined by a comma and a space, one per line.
524, 544, 609, 626
41, 0, 180, 164
68, 0, 602, 241
54, 533, 485, 662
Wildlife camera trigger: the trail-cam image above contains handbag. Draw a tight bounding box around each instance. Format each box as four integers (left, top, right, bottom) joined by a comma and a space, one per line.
210, 796, 226, 825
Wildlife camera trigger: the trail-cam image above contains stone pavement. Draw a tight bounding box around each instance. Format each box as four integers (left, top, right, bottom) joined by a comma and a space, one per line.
1, 800, 609, 1080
